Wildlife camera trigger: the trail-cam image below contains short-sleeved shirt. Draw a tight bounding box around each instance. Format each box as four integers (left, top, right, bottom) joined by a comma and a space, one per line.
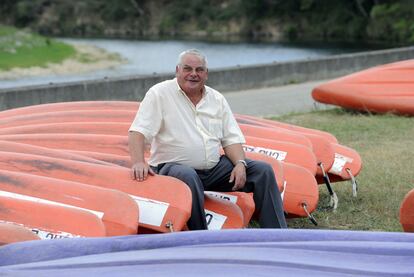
129, 78, 245, 170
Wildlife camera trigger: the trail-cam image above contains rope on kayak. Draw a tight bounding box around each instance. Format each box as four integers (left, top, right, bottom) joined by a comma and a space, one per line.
346, 168, 358, 197
318, 162, 338, 210
302, 202, 317, 226
165, 221, 174, 232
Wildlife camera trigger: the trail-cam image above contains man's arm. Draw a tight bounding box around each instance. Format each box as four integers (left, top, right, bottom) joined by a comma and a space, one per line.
223, 143, 246, 191
128, 131, 154, 181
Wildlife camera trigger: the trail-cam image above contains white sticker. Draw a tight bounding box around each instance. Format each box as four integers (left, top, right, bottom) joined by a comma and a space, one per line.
129, 195, 169, 227
31, 228, 80, 239
0, 191, 104, 219
0, 220, 80, 239
329, 153, 354, 175
205, 209, 227, 230
204, 191, 238, 203
243, 144, 287, 161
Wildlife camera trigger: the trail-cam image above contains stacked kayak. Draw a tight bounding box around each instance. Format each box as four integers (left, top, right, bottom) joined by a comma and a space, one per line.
312, 59, 414, 115
0, 100, 363, 243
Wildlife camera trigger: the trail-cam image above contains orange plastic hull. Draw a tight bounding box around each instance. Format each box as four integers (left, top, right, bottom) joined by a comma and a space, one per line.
0, 222, 40, 245
66, 149, 317, 220
0, 151, 192, 233
236, 113, 338, 144
0, 195, 106, 238
204, 195, 245, 229
0, 110, 136, 129
239, 123, 312, 148
0, 141, 113, 166
0, 133, 130, 156
0, 101, 139, 119
400, 189, 414, 232
282, 162, 319, 217
0, 133, 318, 176
327, 143, 362, 182
0, 169, 139, 236
0, 122, 131, 136
245, 135, 317, 175
312, 59, 414, 115
236, 115, 336, 176
205, 191, 255, 227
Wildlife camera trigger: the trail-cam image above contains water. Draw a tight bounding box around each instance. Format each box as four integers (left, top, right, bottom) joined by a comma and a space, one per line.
0, 38, 383, 89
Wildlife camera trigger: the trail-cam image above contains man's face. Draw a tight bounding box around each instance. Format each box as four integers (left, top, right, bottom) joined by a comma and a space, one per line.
176, 54, 208, 94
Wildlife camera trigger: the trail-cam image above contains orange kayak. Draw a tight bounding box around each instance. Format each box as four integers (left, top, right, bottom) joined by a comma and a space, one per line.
0, 133, 129, 156
0, 195, 106, 238
0, 133, 318, 176
0, 140, 113, 166
239, 123, 312, 148
245, 135, 318, 175
69, 149, 317, 221
400, 189, 414, 232
236, 116, 335, 176
282, 162, 319, 218
236, 113, 338, 144
326, 143, 362, 184
0, 151, 192, 233
0, 122, 131, 136
0, 169, 139, 236
205, 191, 255, 227
204, 195, 245, 229
0, 222, 40, 245
0, 101, 139, 119
0, 110, 136, 128
312, 59, 414, 115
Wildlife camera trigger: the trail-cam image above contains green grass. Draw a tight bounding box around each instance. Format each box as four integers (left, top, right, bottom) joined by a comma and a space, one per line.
0, 25, 76, 70
270, 108, 414, 232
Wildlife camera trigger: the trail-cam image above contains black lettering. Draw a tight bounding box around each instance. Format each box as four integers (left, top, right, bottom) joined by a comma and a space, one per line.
205, 213, 213, 225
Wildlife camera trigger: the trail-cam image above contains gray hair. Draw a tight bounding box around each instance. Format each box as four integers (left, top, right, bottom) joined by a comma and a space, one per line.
177, 49, 208, 68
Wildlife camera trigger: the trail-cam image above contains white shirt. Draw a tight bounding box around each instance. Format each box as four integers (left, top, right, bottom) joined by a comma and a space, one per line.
129, 78, 245, 170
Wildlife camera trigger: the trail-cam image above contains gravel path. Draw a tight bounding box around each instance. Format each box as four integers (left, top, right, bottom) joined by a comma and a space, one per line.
224, 80, 335, 117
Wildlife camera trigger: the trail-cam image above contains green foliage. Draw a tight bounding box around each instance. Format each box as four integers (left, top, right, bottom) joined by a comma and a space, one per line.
0, 25, 75, 70
368, 2, 414, 43
0, 0, 414, 43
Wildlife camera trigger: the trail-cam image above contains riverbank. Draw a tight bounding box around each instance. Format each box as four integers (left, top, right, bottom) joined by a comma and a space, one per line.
0, 43, 127, 80
2, 45, 413, 112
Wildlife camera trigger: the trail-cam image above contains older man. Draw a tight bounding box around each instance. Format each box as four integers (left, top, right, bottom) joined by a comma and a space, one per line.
128, 49, 286, 230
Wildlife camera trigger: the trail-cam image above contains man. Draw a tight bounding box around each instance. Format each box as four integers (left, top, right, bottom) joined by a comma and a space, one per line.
128, 49, 287, 230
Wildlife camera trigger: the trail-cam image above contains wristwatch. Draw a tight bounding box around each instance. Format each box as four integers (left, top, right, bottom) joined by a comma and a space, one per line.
236, 159, 247, 168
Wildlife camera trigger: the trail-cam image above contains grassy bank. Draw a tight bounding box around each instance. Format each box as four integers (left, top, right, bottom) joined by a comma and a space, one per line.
274, 109, 414, 232
0, 25, 75, 70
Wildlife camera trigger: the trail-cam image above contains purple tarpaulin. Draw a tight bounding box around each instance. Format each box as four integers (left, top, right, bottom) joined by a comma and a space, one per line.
0, 229, 413, 276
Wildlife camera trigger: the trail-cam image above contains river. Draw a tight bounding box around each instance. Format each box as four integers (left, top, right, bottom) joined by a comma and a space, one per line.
0, 38, 385, 89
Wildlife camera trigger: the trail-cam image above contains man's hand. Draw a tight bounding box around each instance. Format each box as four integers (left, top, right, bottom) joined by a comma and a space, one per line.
229, 163, 246, 191
131, 161, 154, 181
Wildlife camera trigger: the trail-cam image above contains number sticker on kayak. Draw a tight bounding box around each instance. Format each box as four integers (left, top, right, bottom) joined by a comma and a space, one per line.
204, 191, 238, 203
129, 195, 169, 227
205, 209, 227, 230
0, 220, 79, 239
329, 153, 353, 174
31, 228, 80, 239
243, 145, 287, 161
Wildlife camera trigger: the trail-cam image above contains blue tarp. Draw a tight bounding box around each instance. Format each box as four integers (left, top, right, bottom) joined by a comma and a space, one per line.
0, 229, 413, 276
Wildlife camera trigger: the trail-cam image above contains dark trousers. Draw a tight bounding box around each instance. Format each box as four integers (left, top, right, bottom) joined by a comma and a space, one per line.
153, 155, 287, 230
